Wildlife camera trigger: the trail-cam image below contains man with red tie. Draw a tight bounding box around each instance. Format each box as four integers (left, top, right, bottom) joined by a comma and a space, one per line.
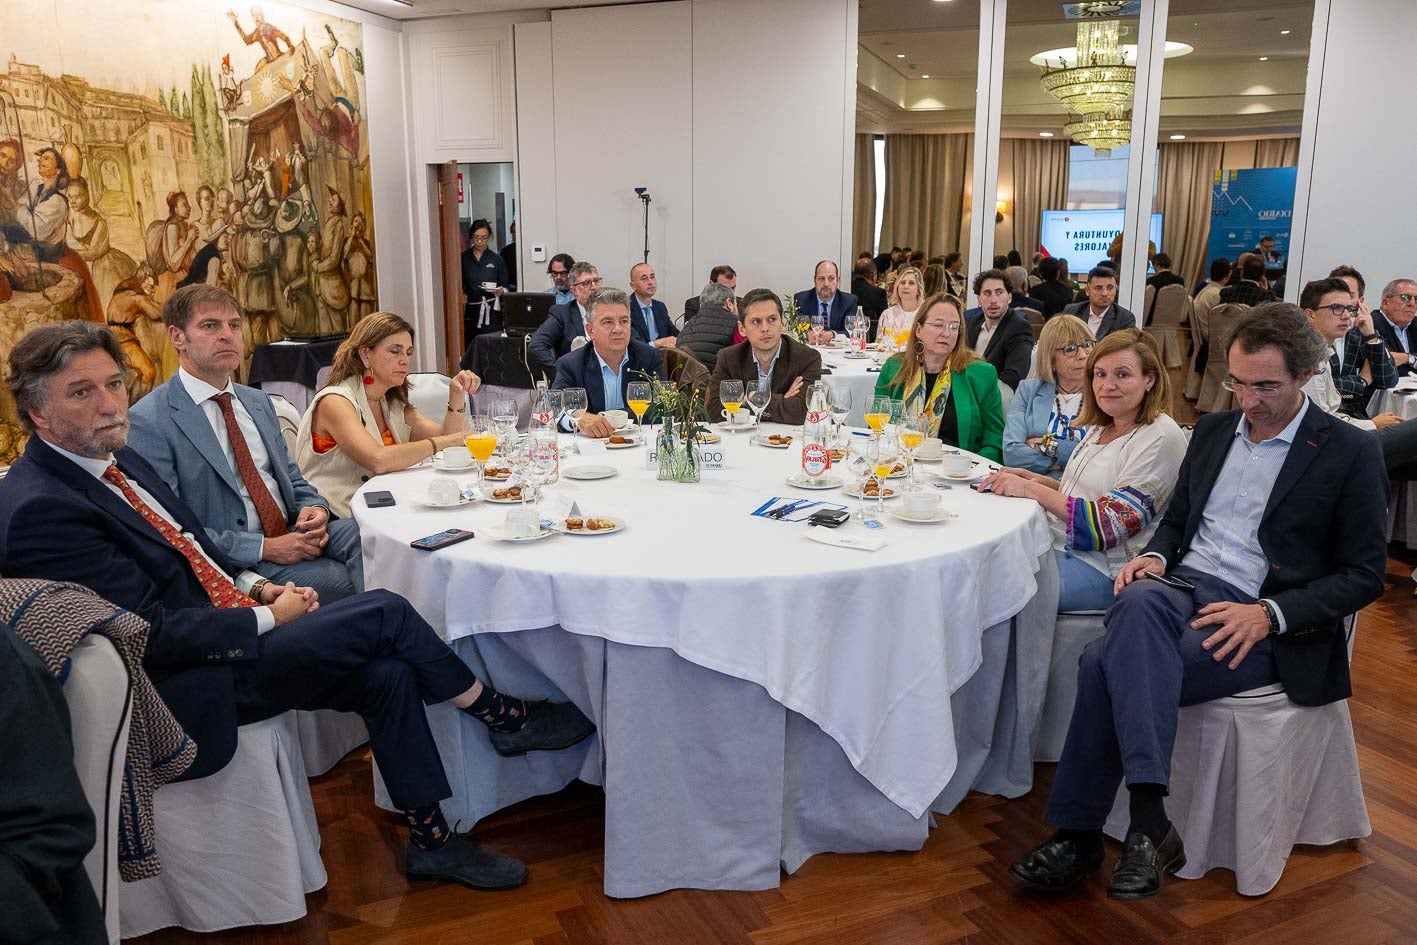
128, 285, 362, 602
0, 320, 596, 891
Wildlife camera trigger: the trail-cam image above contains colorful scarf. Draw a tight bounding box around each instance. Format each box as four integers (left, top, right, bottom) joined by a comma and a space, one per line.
0, 578, 197, 881
898, 364, 953, 437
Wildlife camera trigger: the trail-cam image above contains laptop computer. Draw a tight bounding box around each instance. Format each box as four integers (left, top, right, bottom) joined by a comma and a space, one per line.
500, 293, 555, 334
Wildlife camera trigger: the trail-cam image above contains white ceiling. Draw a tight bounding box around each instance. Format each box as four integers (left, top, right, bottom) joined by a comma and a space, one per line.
326, 0, 633, 19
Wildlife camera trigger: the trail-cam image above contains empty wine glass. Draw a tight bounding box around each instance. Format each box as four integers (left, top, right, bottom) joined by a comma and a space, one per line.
828, 385, 852, 447
525, 429, 559, 513
491, 397, 518, 449
558, 388, 585, 433
847, 441, 872, 522
746, 377, 772, 426
809, 312, 825, 344
720, 379, 745, 433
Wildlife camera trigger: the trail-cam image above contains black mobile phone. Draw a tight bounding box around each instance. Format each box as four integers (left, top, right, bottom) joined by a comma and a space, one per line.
410, 528, 475, 551
969, 481, 993, 493
807, 509, 850, 527
1144, 571, 1196, 592
364, 490, 396, 508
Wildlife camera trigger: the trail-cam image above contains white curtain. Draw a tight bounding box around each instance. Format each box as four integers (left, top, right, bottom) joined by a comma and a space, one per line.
1255, 137, 1300, 168
1008, 138, 1070, 260
1156, 142, 1225, 290
852, 133, 877, 257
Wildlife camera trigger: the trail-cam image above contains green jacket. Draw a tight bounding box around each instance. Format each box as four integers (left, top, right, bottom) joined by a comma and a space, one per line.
873, 356, 1004, 462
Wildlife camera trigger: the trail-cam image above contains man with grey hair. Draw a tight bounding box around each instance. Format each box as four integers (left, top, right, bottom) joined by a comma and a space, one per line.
676, 282, 738, 366
530, 260, 600, 376
1375, 277, 1417, 375
551, 286, 665, 437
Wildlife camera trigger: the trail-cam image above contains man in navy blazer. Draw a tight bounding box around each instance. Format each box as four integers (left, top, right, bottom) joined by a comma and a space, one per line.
0, 320, 596, 891
793, 260, 859, 338
1375, 277, 1417, 375
529, 261, 599, 377
128, 286, 362, 601
628, 262, 679, 347
1011, 303, 1388, 901
1062, 267, 1137, 339
552, 286, 665, 437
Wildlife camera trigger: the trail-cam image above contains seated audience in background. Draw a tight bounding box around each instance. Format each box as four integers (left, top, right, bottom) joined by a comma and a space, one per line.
677, 283, 738, 368
1007, 250, 1024, 268
129, 286, 363, 602
1146, 253, 1185, 291
852, 258, 889, 324
878, 266, 925, 341
983, 330, 1186, 612
628, 263, 678, 348
529, 261, 599, 375
1301, 276, 1397, 418
1375, 277, 1417, 375
1002, 314, 1095, 477
1195, 258, 1231, 311
922, 262, 946, 298
876, 292, 1003, 462
296, 313, 480, 517
907, 250, 927, 271
1009, 303, 1388, 901
1031, 258, 1074, 318
1219, 254, 1276, 306
1329, 263, 1368, 305
942, 252, 968, 298
545, 252, 576, 306
1064, 267, 1137, 340
682, 264, 737, 322
969, 269, 1039, 390
0, 321, 595, 893
553, 287, 665, 437
708, 288, 822, 425
874, 246, 902, 277
793, 260, 858, 340
993, 254, 1010, 270
501, 221, 517, 290
461, 218, 509, 336
1004, 265, 1032, 308
1256, 235, 1282, 266
1030, 252, 1045, 277
1186, 257, 1234, 397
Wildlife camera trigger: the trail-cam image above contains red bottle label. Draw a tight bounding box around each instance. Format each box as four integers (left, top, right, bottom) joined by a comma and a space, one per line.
801, 442, 831, 478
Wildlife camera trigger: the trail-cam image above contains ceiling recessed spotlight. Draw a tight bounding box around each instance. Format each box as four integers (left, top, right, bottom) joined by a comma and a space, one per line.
896, 53, 906, 59
920, 74, 931, 78
1169, 134, 1186, 140
1280, 29, 1291, 34
1259, 56, 1269, 61
1039, 132, 1054, 137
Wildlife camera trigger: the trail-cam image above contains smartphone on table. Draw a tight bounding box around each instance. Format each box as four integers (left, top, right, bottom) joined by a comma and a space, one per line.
410, 528, 475, 551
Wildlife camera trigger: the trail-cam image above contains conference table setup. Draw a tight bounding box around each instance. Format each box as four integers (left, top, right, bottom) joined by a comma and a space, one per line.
812, 340, 883, 427
353, 416, 1058, 898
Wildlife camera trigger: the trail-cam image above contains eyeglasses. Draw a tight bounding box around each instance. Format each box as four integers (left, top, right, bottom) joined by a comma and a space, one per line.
1055, 341, 1094, 355
1221, 379, 1284, 397
573, 277, 603, 289
1314, 303, 1360, 317
548, 268, 567, 276
471, 234, 490, 244
1393, 293, 1417, 304
921, 321, 960, 333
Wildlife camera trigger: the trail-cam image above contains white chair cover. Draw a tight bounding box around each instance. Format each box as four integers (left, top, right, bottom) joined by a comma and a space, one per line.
997, 379, 1014, 416
266, 392, 302, 455
295, 710, 368, 776
1147, 285, 1189, 369
406, 372, 453, 422
1035, 611, 1106, 763
119, 713, 326, 937
64, 634, 132, 945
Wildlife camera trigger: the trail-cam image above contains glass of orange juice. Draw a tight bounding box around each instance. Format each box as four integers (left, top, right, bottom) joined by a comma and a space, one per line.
463, 416, 497, 491
864, 395, 893, 434
627, 381, 651, 434
898, 412, 926, 488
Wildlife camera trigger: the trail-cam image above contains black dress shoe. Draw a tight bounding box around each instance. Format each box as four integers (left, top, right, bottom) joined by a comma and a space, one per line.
1107, 825, 1186, 900
406, 834, 529, 890
1009, 835, 1105, 892
488, 699, 595, 757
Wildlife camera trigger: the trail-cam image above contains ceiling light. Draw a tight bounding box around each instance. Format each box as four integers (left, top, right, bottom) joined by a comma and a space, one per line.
1169, 134, 1186, 140
1039, 20, 1134, 156
1259, 56, 1269, 61
896, 54, 906, 59
1280, 29, 1291, 35
1030, 40, 1191, 68
1039, 131, 1054, 137
920, 74, 930, 78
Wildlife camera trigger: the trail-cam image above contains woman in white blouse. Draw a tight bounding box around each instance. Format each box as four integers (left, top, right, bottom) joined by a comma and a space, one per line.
877, 266, 925, 341
979, 329, 1188, 612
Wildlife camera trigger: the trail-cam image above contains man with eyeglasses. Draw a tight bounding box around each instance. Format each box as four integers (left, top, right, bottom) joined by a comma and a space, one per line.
1299, 278, 1417, 476
543, 253, 576, 306
530, 261, 599, 377
1300, 276, 1397, 420
1375, 278, 1417, 375
1012, 302, 1388, 901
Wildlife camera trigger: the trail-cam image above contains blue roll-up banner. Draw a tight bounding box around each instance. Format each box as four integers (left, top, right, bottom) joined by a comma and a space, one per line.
1207, 167, 1297, 267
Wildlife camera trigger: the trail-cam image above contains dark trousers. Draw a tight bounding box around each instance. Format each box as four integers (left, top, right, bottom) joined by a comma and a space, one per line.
232, 589, 476, 809
1045, 567, 1279, 829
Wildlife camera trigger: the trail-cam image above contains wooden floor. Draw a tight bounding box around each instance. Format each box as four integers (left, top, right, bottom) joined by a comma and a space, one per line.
134, 546, 1417, 945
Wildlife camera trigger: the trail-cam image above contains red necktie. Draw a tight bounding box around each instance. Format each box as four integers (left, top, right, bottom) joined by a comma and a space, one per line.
212, 392, 287, 537
102, 464, 256, 610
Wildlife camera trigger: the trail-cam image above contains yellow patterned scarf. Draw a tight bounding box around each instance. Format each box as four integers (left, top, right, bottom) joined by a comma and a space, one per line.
899, 365, 953, 437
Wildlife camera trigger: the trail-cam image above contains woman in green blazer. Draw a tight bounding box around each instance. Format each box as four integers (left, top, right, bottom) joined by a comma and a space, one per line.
873, 292, 1004, 462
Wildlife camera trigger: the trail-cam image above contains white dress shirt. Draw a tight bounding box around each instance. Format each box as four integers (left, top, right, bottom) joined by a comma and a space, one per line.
1302, 346, 1376, 431
49, 440, 275, 633
179, 369, 289, 529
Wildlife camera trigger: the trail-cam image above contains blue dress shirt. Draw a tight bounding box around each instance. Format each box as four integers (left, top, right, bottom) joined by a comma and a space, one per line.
549, 287, 575, 306
597, 349, 629, 412
638, 298, 658, 343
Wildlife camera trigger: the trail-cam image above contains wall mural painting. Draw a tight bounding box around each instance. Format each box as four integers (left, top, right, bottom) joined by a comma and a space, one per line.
0, 1, 377, 462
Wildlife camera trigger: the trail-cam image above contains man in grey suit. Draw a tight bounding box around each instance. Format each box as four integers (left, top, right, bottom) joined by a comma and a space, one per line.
1063, 267, 1137, 340
128, 285, 363, 601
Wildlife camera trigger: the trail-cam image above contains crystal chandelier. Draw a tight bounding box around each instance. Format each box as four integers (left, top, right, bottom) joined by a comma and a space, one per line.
1039, 19, 1135, 156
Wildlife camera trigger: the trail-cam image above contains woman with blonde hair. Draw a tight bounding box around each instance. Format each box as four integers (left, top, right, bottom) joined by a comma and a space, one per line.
874, 292, 1004, 461
877, 266, 925, 340
297, 311, 481, 515
980, 329, 1187, 611
921, 262, 946, 298
1002, 314, 1094, 477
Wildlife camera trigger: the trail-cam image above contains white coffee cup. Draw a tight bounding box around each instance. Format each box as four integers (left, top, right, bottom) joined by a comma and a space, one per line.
902, 491, 941, 518
505, 506, 540, 538
915, 437, 944, 459
942, 451, 974, 478
480, 281, 498, 291
427, 475, 460, 505
439, 445, 472, 469
602, 409, 630, 429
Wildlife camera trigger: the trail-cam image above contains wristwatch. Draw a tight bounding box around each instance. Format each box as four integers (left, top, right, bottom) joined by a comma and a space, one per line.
250, 578, 270, 603
1257, 599, 1280, 635
1035, 435, 1059, 460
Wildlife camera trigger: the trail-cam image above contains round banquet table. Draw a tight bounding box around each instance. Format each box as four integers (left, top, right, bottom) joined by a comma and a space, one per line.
353, 422, 1057, 897
1370, 383, 1417, 547
812, 343, 882, 426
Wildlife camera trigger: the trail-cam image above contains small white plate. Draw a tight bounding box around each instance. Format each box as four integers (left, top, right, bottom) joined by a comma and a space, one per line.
484, 491, 532, 504
431, 456, 476, 472
551, 516, 625, 535
563, 465, 617, 480
930, 464, 988, 483
844, 484, 901, 500
785, 474, 844, 490
418, 494, 477, 509
603, 436, 641, 449
717, 416, 758, 431
485, 524, 556, 542
913, 452, 944, 463
843, 351, 872, 360
754, 434, 794, 449
695, 432, 722, 444
888, 507, 953, 524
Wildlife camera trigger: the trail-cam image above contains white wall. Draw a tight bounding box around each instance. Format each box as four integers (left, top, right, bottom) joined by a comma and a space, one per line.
1298, 0, 1417, 302
512, 21, 558, 296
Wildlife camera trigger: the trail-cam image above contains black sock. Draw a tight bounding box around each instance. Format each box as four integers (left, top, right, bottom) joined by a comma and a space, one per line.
1053, 828, 1103, 857
1127, 783, 1170, 846
403, 802, 451, 851
465, 684, 528, 733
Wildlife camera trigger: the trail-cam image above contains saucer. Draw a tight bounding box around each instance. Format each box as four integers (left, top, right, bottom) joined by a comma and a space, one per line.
785, 474, 843, 490
431, 456, 475, 472
418, 493, 476, 509
844, 484, 900, 500
888, 507, 953, 524
932, 464, 987, 483
754, 434, 794, 449
551, 516, 625, 536
603, 436, 641, 449
485, 524, 555, 542
843, 351, 871, 360
563, 465, 617, 480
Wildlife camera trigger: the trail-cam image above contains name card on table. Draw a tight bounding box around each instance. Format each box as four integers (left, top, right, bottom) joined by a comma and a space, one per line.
699, 444, 728, 470
576, 438, 608, 456
542, 492, 581, 522
805, 529, 885, 552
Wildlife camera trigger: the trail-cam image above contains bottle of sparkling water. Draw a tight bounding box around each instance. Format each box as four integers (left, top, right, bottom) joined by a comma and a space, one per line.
801, 382, 832, 482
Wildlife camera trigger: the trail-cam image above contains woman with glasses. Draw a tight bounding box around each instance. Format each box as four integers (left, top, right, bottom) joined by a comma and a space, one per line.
461, 218, 510, 336
874, 292, 1004, 461
979, 330, 1187, 612
1003, 315, 1095, 477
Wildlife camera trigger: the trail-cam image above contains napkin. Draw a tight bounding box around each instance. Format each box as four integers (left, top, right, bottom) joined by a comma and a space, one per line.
805, 529, 885, 552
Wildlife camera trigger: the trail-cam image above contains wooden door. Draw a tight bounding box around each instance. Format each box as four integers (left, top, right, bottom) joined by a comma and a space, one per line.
435, 161, 464, 375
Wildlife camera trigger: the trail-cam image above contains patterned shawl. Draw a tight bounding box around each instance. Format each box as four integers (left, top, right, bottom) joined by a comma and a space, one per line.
0, 578, 197, 881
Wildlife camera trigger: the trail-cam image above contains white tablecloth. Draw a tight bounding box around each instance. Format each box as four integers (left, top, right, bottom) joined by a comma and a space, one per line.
1369, 384, 1417, 547
812, 345, 881, 427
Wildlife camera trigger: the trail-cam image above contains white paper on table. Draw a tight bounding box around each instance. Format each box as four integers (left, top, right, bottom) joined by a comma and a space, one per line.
577, 438, 609, 455
805, 529, 885, 552
1395, 375, 1417, 391
543, 492, 581, 521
